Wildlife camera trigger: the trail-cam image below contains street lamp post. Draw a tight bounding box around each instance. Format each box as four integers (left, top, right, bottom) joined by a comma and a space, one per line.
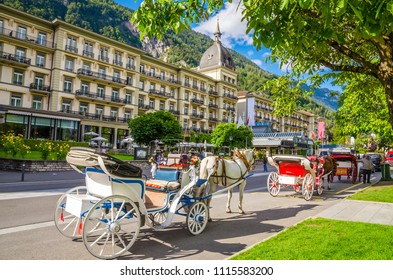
229, 133, 233, 155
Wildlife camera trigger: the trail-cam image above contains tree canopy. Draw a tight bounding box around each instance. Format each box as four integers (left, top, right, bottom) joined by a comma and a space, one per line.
132, 0, 393, 133
210, 123, 253, 149
128, 111, 182, 145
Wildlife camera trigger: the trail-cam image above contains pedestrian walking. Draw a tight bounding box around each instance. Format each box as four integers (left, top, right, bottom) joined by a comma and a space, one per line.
263, 155, 268, 172
361, 155, 373, 183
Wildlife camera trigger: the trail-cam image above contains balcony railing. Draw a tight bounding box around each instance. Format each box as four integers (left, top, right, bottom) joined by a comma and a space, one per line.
98, 55, 109, 63
83, 50, 94, 58
223, 93, 238, 100
75, 90, 126, 104
138, 104, 149, 110
113, 59, 123, 67
30, 83, 50, 92
190, 113, 204, 119
0, 51, 31, 65
190, 98, 204, 105
58, 110, 129, 124
76, 68, 126, 85
169, 110, 180, 115
208, 90, 218, 96
0, 27, 55, 48
148, 89, 172, 98
65, 45, 78, 53
126, 63, 136, 70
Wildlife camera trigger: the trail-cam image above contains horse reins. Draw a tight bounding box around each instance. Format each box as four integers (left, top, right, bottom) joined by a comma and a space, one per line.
210, 150, 254, 186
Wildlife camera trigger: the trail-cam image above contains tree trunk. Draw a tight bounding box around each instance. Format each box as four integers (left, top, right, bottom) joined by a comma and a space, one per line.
382, 78, 393, 131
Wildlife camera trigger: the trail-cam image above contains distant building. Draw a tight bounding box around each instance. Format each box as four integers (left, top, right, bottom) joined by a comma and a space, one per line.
0, 4, 322, 151
0, 5, 236, 147
237, 91, 323, 152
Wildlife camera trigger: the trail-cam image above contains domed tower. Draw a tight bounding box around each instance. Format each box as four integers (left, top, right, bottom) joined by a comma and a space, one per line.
197, 18, 238, 128
199, 18, 235, 72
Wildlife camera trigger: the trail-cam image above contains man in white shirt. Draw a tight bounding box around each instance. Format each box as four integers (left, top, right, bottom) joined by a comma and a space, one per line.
361, 155, 373, 184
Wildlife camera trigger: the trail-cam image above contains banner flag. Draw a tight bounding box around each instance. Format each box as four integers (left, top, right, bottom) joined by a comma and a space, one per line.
237, 115, 243, 128
318, 122, 325, 139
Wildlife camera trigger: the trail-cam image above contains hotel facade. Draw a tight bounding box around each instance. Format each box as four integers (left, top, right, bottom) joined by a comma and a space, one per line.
0, 4, 320, 149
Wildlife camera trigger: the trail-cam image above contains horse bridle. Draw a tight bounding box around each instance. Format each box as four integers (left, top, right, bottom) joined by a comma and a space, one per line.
234, 149, 256, 171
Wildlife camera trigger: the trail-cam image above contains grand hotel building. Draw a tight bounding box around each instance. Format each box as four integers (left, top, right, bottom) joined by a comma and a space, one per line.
0, 4, 320, 149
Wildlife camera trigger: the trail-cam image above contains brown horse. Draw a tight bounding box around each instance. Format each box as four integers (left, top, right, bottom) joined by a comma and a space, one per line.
308, 155, 337, 190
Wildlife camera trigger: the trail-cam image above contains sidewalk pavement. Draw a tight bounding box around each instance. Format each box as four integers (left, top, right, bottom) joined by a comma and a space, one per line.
0, 170, 85, 184
317, 199, 393, 226
0, 168, 152, 184
316, 177, 393, 226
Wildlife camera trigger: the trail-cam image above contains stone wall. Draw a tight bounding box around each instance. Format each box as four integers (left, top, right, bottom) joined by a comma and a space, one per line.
0, 157, 150, 172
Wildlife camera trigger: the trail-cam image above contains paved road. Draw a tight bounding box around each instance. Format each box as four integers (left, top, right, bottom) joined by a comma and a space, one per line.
0, 166, 383, 260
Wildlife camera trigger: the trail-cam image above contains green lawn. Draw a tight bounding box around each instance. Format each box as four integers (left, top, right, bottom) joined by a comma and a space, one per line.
348, 185, 393, 203
109, 154, 134, 161
0, 150, 44, 160
0, 150, 135, 161
231, 217, 393, 260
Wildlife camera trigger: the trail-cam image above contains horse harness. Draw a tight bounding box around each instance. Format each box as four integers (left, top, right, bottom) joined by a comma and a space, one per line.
210, 150, 254, 186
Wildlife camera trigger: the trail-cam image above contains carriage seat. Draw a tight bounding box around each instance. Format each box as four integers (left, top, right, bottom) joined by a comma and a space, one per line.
166, 154, 180, 166
146, 169, 181, 191
336, 161, 352, 168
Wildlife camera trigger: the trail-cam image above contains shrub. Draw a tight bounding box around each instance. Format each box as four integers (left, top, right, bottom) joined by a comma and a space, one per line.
0, 133, 24, 157
36, 141, 54, 160
53, 143, 70, 160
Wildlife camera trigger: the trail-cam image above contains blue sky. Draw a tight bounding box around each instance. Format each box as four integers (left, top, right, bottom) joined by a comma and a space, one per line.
115, 0, 341, 92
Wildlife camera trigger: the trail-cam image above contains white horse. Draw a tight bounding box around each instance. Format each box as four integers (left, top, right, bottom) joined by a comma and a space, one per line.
196, 148, 256, 219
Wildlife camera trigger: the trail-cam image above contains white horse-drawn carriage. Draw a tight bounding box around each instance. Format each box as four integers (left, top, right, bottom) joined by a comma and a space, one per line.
54, 147, 255, 259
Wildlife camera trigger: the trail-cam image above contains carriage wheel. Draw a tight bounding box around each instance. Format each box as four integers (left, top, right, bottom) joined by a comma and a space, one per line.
150, 211, 168, 226
186, 201, 208, 236
267, 172, 280, 197
54, 186, 88, 238
83, 195, 141, 259
316, 179, 323, 196
302, 173, 314, 201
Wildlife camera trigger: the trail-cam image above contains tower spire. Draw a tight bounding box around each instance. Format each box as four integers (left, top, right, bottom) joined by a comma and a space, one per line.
214, 16, 222, 42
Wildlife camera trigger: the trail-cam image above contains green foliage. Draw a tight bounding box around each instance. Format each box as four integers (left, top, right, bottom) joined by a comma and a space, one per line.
334, 74, 393, 148
35, 141, 71, 160
129, 111, 182, 145
0, 132, 27, 157
132, 0, 393, 133
210, 123, 253, 149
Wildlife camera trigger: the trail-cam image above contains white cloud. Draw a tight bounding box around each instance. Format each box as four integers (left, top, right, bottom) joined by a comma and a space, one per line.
252, 59, 262, 67
193, 0, 252, 48
262, 52, 271, 57
247, 50, 254, 56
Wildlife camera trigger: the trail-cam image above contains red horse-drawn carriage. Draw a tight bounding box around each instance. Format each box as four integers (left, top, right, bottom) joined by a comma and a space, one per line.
267, 155, 324, 201
331, 153, 358, 184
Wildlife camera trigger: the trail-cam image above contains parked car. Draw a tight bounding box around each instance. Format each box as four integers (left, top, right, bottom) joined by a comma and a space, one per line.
367, 153, 383, 172
386, 151, 393, 166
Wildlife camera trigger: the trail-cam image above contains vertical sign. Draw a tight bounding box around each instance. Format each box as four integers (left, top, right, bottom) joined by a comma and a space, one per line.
318, 122, 325, 139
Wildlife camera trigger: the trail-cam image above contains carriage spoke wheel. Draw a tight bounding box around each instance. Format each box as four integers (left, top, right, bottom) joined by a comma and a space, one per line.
316, 179, 324, 196
302, 173, 314, 201
267, 172, 280, 197
351, 163, 358, 184
83, 195, 141, 259
186, 202, 208, 236
54, 186, 88, 238
151, 211, 168, 226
